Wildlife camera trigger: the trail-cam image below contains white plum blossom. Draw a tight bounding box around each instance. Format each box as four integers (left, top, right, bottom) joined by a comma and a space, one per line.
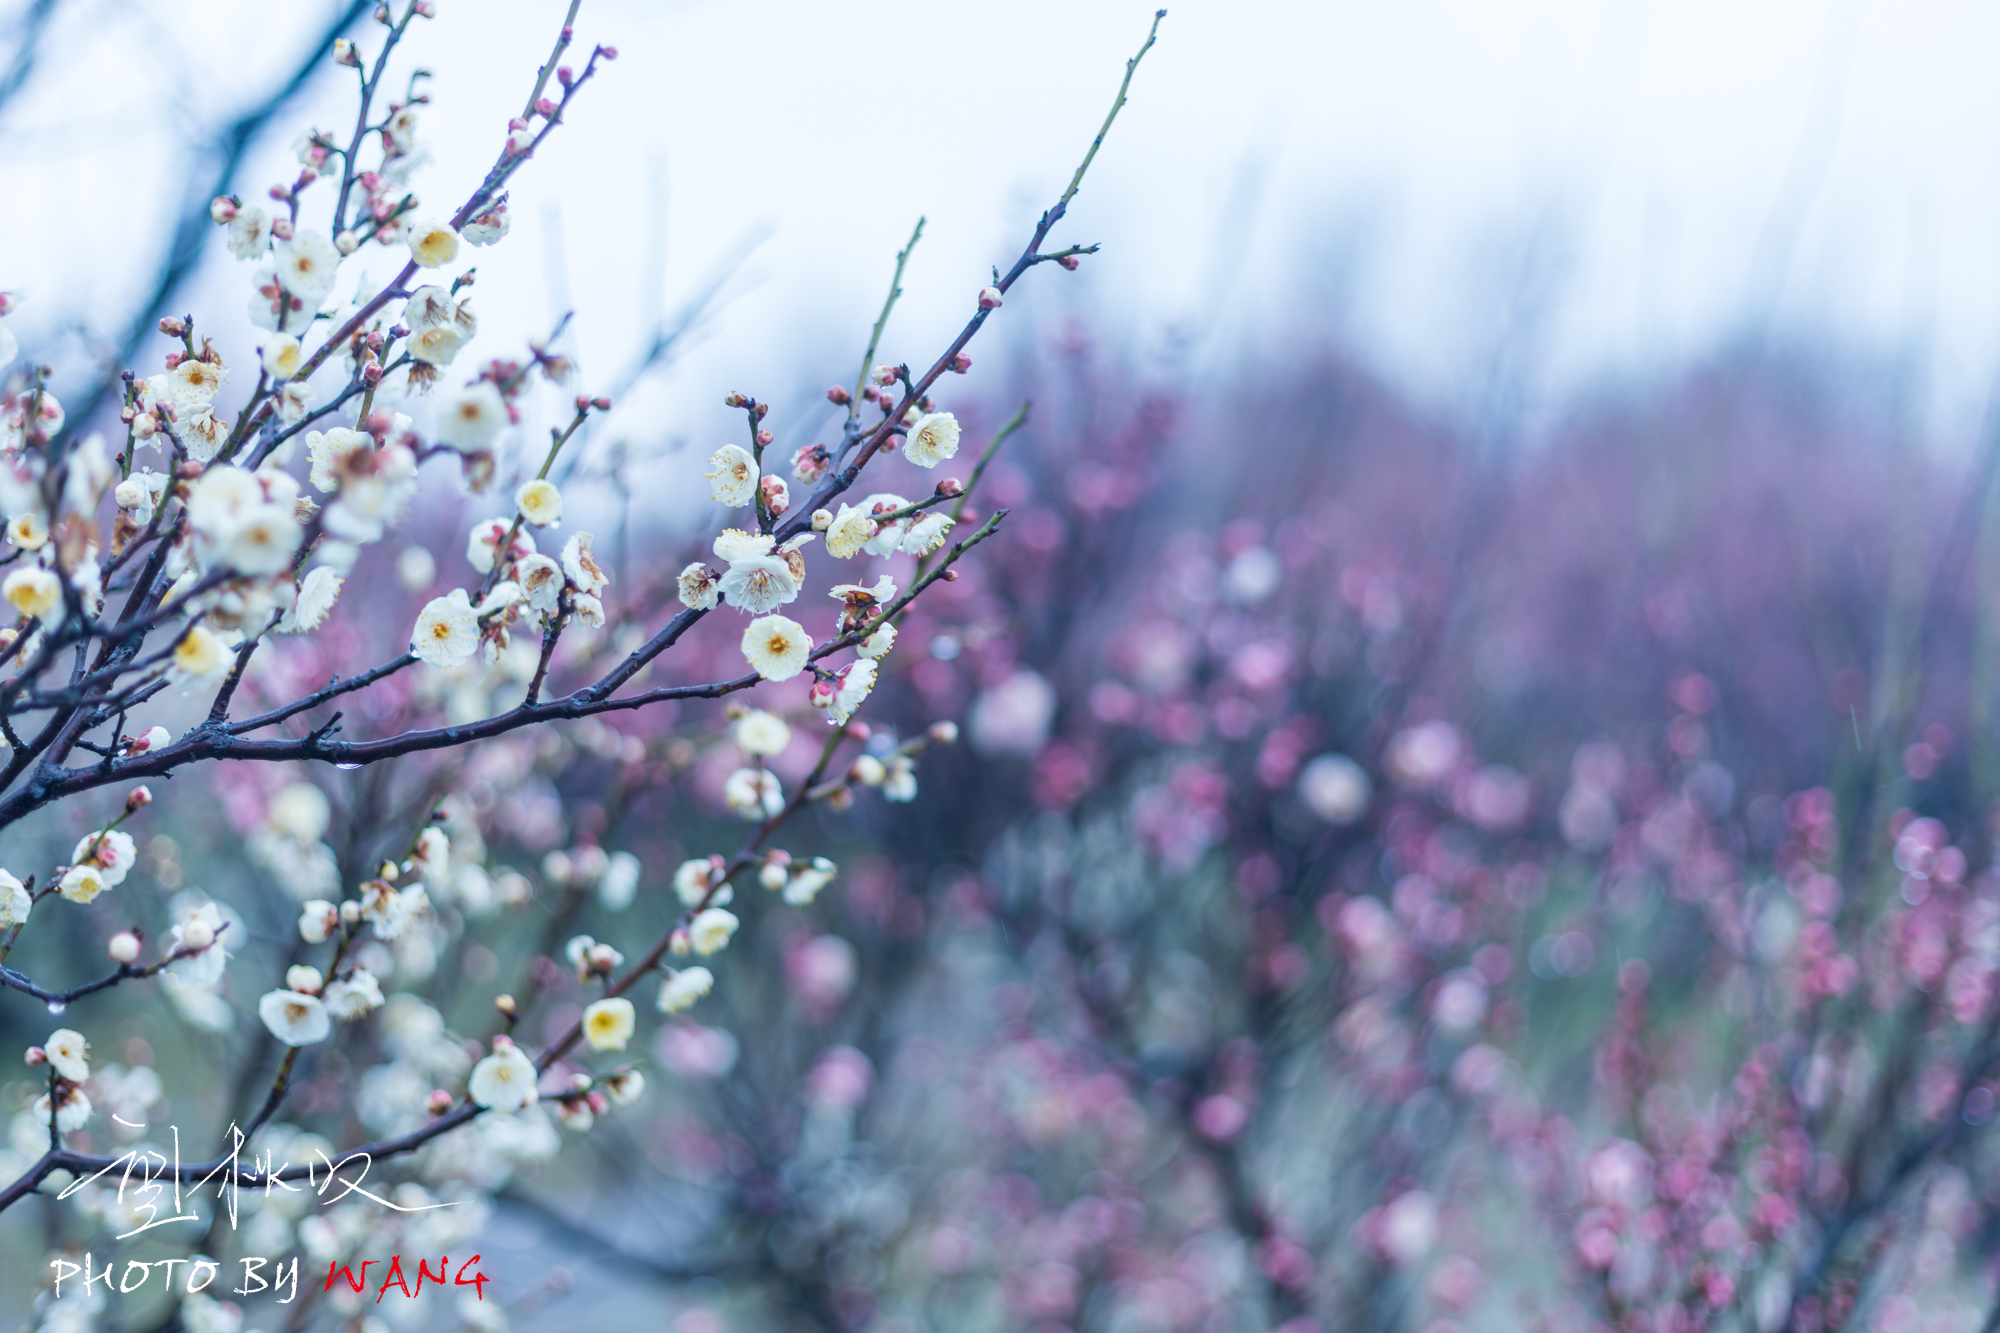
516, 553, 563, 613
275, 231, 341, 302
825, 659, 878, 726
658, 967, 714, 1014
902, 411, 961, 467
467, 516, 531, 573
461, 201, 512, 246
323, 969, 386, 1020
171, 626, 233, 685
674, 856, 726, 907
583, 998, 636, 1051
436, 382, 508, 452
687, 908, 739, 956
469, 1042, 538, 1111
407, 219, 461, 268
678, 563, 720, 611
8, 512, 47, 551
903, 511, 954, 555
44, 1029, 89, 1081
725, 767, 783, 819
562, 532, 609, 596
37, 1087, 91, 1133
261, 334, 303, 379
824, 503, 878, 558
783, 856, 838, 906
733, 709, 791, 756
883, 755, 917, 802
719, 552, 799, 614
858, 622, 897, 659
713, 528, 771, 564
71, 829, 136, 886
706, 444, 758, 505
411, 588, 480, 667
227, 206, 272, 259
517, 479, 562, 526
306, 427, 371, 494
741, 614, 811, 681
298, 900, 339, 944
4, 566, 61, 621
0, 870, 29, 928
57, 862, 106, 904
259, 990, 332, 1046
277, 566, 343, 632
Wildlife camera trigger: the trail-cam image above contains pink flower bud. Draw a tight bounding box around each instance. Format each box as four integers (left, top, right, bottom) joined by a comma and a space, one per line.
724, 391, 746, 408
125, 785, 153, 812
414, 0, 435, 15
158, 316, 186, 337
209, 197, 238, 224
759, 475, 790, 516
587, 1090, 609, 1115
592, 396, 612, 411
826, 385, 851, 406
163, 351, 184, 371
24, 1046, 45, 1067
936, 477, 964, 497
492, 1033, 516, 1050
978, 286, 1003, 310
942, 569, 960, 582
600, 45, 618, 59
950, 353, 972, 373
271, 217, 295, 241
847, 720, 872, 743
1059, 254, 1080, 271
534, 97, 557, 118
428, 1089, 453, 1114
108, 932, 141, 964
755, 428, 774, 447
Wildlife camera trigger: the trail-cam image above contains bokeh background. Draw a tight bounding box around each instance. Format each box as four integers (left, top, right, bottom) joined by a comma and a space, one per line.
5, 2, 2000, 1331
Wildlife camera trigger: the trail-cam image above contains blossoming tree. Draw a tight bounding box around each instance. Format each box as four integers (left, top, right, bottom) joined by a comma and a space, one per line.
0, 2, 1168, 1325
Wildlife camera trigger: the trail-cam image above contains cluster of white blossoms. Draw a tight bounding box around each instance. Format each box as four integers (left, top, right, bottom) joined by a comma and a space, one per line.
257, 822, 449, 1045
411, 502, 610, 669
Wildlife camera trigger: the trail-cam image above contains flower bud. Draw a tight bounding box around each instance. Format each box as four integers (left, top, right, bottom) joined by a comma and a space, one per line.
271, 216, 295, 241
601, 44, 618, 59
756, 428, 774, 447
333, 37, 361, 67
493, 1032, 515, 1050
826, 385, 851, 406
847, 720, 873, 743
759, 475, 790, 516
286, 965, 324, 994
950, 353, 972, 373
25, 1046, 45, 1067
495, 993, 517, 1018
335, 229, 360, 255
928, 720, 959, 745
592, 396, 612, 411
811, 508, 833, 532
723, 391, 746, 408
824, 786, 854, 812
851, 754, 886, 786
209, 197, 238, 224
125, 785, 153, 813
108, 932, 141, 964
339, 900, 362, 925
936, 477, 964, 497
978, 286, 1003, 310
158, 316, 187, 338
130, 726, 171, 754
428, 1089, 453, 1114
1059, 254, 1081, 271
180, 917, 215, 951
534, 96, 557, 118
942, 568, 960, 582
557, 65, 574, 86
0, 293, 16, 318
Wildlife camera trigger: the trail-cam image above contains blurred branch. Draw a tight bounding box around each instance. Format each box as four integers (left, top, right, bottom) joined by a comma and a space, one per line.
0, 0, 59, 124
